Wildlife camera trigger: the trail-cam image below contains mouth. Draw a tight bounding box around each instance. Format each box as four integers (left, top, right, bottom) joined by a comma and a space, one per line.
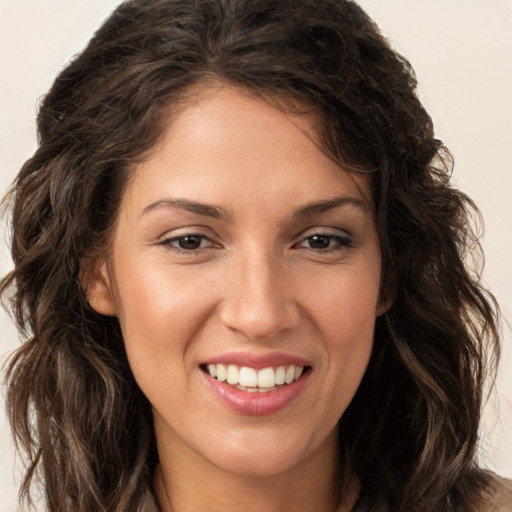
200, 363, 310, 393
200, 352, 312, 415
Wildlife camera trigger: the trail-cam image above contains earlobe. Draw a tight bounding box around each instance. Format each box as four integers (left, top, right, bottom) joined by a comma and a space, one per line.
376, 292, 393, 317
376, 301, 390, 317
80, 258, 117, 316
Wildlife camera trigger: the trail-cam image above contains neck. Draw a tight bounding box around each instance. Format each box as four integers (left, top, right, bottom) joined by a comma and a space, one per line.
152, 430, 359, 512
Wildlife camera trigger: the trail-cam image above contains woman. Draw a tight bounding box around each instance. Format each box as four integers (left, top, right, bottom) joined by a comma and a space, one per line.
1, 0, 510, 510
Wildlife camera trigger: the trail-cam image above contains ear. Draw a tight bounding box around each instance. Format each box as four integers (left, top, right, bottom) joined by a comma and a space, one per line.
376, 300, 391, 317
80, 258, 117, 316
376, 290, 393, 317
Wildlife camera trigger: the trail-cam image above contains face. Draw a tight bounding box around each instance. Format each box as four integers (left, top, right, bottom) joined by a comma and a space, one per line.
87, 87, 385, 478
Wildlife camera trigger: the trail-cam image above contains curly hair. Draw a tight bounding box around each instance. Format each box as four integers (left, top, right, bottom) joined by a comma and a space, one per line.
1, 0, 501, 510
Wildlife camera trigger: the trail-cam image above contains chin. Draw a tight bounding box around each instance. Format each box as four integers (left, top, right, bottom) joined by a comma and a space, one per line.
200, 424, 333, 478
210, 447, 305, 478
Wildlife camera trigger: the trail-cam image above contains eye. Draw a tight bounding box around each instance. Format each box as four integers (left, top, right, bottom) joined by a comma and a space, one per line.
160, 233, 215, 252
295, 232, 353, 252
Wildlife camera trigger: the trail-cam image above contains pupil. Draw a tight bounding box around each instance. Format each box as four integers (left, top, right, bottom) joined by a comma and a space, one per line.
309, 235, 330, 249
179, 235, 201, 250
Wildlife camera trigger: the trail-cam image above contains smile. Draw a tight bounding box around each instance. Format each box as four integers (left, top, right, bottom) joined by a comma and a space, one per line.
200, 356, 311, 415
204, 364, 305, 391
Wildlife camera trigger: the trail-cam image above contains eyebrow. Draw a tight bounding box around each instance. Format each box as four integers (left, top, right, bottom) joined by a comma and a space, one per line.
142, 195, 368, 221
142, 198, 232, 220
293, 195, 369, 218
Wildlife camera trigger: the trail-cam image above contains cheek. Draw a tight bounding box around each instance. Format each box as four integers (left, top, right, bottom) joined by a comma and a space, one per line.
305, 267, 380, 390
308, 263, 380, 335
112, 258, 219, 382
115, 253, 214, 328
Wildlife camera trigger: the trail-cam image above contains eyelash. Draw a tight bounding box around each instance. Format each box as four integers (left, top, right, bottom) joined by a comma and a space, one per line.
294, 232, 354, 252
158, 233, 216, 253
158, 230, 354, 254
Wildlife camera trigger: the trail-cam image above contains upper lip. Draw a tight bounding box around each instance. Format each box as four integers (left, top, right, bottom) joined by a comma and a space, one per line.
201, 351, 311, 370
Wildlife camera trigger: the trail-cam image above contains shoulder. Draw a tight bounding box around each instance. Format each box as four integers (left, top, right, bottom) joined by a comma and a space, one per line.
479, 477, 512, 512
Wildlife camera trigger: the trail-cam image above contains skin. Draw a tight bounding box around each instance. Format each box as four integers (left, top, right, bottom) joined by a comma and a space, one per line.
86, 86, 386, 512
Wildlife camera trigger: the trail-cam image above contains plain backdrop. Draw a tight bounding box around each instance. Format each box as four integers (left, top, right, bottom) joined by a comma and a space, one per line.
1, 1, 511, 510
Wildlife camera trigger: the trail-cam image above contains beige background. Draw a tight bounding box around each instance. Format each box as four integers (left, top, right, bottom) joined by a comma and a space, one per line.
1, 1, 511, 510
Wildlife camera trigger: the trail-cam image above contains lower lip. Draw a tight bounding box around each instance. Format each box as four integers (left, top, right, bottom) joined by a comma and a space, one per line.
203, 370, 310, 416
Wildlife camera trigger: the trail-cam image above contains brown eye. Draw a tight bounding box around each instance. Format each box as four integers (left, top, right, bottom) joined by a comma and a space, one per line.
296, 232, 353, 252
307, 235, 332, 249
177, 235, 203, 250
159, 233, 214, 252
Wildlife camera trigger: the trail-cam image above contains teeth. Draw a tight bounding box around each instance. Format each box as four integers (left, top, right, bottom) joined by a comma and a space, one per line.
239, 367, 257, 387
216, 364, 227, 382
227, 364, 239, 385
258, 367, 275, 388
275, 366, 286, 385
206, 364, 305, 389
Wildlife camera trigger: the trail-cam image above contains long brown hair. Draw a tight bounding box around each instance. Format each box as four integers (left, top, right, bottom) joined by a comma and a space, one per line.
2, 1, 500, 510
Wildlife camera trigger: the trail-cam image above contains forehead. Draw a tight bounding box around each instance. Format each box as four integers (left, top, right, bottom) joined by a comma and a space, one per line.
123, 85, 372, 215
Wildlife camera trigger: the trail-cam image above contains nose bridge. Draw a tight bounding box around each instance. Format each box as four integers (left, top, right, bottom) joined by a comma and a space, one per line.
220, 244, 298, 340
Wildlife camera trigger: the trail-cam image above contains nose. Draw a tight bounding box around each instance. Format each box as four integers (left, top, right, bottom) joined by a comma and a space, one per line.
219, 249, 300, 341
